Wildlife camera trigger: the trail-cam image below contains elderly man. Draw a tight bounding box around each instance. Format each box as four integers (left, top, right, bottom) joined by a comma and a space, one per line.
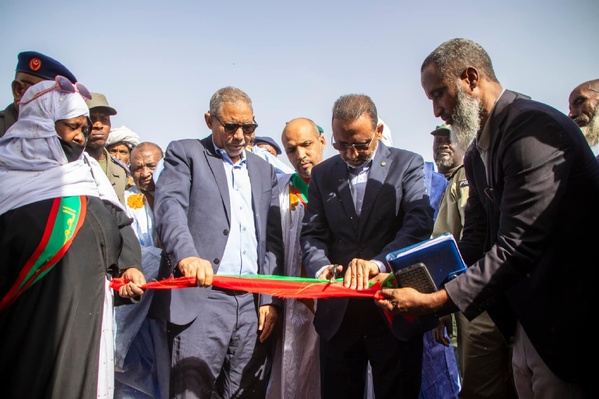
375, 38, 599, 399
267, 118, 326, 399
150, 86, 284, 398
568, 78, 599, 158
1, 51, 78, 136
115, 142, 169, 399
86, 93, 132, 204
106, 125, 141, 167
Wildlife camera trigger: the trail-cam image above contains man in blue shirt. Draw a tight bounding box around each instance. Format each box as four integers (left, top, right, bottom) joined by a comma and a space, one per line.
150, 86, 284, 399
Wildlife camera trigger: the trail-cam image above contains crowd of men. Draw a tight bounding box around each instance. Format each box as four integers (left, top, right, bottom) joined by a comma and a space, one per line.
0, 39, 598, 399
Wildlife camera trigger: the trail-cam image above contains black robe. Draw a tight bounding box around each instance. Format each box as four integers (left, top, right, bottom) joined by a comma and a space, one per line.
0, 196, 141, 399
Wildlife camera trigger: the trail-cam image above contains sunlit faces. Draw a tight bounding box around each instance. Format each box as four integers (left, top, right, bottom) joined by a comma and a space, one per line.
569, 85, 599, 147
331, 113, 381, 169
88, 110, 111, 149
207, 102, 254, 163
421, 63, 458, 123
107, 142, 132, 165
55, 115, 91, 147
421, 64, 480, 150
432, 131, 465, 171
569, 86, 599, 128
282, 120, 326, 178
130, 145, 162, 193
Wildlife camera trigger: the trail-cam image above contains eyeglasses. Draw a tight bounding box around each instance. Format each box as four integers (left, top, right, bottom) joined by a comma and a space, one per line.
331, 131, 376, 152
212, 115, 258, 135
18, 75, 92, 106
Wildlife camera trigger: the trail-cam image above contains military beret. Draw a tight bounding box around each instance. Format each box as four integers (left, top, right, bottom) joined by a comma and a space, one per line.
430, 123, 451, 135
15, 51, 77, 83
254, 136, 282, 155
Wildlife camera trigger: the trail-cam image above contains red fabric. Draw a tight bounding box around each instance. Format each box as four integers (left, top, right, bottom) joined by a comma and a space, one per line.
110, 275, 385, 300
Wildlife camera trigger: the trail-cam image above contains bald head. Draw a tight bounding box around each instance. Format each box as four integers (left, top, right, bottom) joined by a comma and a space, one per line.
569, 79, 599, 147
282, 118, 326, 178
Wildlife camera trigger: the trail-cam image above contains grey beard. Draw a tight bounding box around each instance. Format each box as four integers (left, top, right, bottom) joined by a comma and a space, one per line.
435, 156, 456, 170
452, 85, 482, 150
580, 112, 599, 147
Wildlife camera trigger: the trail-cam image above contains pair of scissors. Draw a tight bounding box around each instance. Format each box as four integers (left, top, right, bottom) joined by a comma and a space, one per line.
329, 264, 342, 283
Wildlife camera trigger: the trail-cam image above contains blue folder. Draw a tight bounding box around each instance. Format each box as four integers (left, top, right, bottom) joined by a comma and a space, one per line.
381, 233, 467, 341
385, 232, 467, 289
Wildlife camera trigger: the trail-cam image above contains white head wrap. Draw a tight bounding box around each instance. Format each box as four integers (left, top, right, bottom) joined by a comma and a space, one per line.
0, 80, 122, 215
106, 125, 141, 149
378, 118, 394, 147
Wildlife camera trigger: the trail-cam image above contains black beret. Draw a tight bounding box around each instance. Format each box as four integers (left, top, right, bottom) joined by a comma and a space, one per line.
16, 51, 77, 83
254, 136, 282, 155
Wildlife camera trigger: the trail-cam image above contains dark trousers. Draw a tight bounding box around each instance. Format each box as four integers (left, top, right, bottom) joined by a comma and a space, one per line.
167, 289, 272, 399
319, 298, 423, 399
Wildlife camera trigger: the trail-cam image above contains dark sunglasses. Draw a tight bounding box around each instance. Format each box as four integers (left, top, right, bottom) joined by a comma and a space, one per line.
212, 115, 258, 135
331, 132, 375, 152
18, 75, 92, 106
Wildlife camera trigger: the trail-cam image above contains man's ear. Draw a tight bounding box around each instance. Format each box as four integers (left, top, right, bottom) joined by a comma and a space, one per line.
11, 80, 27, 102
462, 67, 479, 91
204, 112, 213, 129
375, 122, 384, 140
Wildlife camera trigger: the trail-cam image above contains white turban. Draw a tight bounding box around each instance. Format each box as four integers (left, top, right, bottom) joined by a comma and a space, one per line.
0, 80, 122, 214
106, 125, 141, 149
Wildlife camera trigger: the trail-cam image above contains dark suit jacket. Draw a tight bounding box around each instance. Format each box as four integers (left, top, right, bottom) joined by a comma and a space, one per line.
149, 137, 284, 326
300, 141, 434, 340
449, 90, 599, 384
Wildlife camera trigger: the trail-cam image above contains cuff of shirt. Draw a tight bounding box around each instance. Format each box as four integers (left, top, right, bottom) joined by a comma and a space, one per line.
315, 265, 328, 279
372, 259, 388, 273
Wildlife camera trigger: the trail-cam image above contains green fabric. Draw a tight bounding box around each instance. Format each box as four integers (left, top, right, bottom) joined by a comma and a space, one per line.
289, 173, 309, 204
218, 273, 376, 287
19, 196, 83, 290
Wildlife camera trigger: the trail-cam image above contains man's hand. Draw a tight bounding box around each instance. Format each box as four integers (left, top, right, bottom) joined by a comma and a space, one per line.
317, 264, 343, 281
374, 287, 451, 316
433, 314, 453, 346
344, 258, 380, 290
177, 256, 214, 287
118, 267, 146, 298
258, 304, 279, 343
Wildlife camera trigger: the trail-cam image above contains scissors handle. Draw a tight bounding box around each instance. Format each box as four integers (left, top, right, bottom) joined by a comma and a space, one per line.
329, 264, 342, 283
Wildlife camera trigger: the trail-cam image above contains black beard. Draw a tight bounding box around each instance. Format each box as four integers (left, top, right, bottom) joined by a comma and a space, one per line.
59, 137, 85, 162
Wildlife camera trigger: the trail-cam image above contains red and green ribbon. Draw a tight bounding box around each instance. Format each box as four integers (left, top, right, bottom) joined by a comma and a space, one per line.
0, 196, 86, 312
110, 274, 388, 300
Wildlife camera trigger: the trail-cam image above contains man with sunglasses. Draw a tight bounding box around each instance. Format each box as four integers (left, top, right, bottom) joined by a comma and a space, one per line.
300, 94, 434, 399
150, 86, 284, 398
1, 50, 78, 137
86, 92, 133, 205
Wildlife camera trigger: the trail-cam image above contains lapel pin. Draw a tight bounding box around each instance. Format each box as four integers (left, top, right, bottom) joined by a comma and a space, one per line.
381, 162, 387, 166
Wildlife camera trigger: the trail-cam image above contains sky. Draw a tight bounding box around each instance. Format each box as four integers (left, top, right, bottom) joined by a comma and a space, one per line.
1, 0, 597, 167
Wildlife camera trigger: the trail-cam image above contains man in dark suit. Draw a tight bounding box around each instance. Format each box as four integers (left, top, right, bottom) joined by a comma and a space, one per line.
150, 86, 284, 398
375, 38, 599, 398
301, 94, 434, 399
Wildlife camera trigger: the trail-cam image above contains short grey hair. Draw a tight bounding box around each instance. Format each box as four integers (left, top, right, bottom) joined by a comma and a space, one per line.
209, 86, 253, 117
421, 38, 499, 83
